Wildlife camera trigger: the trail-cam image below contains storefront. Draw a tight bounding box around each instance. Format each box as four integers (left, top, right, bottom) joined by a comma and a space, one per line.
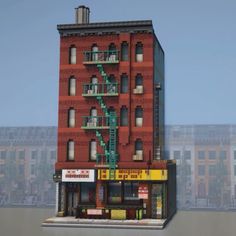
55, 168, 173, 220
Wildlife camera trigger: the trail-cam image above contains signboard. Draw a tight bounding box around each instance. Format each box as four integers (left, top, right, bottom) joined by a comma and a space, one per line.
62, 169, 95, 182
98, 169, 167, 181
87, 209, 102, 215
138, 184, 148, 199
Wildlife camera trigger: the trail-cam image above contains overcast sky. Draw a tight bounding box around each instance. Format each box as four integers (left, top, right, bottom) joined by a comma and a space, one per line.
0, 0, 235, 126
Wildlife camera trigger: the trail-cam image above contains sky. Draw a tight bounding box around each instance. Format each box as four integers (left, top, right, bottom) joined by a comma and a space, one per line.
0, 0, 235, 126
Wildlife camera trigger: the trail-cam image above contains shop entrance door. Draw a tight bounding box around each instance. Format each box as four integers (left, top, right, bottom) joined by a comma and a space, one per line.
151, 184, 163, 219
67, 192, 78, 216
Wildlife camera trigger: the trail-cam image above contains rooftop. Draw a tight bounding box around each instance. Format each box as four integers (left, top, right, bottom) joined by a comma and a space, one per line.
57, 20, 154, 36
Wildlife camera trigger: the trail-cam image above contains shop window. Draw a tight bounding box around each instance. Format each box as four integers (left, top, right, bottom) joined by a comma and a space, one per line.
120, 106, 128, 126
120, 74, 128, 94
89, 140, 97, 161
124, 182, 139, 201
69, 45, 76, 64
135, 42, 143, 62
135, 106, 143, 127
67, 140, 75, 161
68, 108, 75, 128
68, 77, 76, 96
108, 182, 122, 204
80, 182, 96, 204
121, 42, 128, 61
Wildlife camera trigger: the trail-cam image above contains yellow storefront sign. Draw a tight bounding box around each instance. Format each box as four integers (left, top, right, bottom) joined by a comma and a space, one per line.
98, 169, 167, 181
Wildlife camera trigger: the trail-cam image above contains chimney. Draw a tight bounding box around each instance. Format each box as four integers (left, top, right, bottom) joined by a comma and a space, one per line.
75, 5, 90, 24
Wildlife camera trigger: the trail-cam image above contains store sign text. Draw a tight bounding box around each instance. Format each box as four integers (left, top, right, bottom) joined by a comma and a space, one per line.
62, 169, 95, 182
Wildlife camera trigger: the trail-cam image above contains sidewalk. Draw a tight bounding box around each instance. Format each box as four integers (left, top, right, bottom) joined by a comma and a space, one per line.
42, 217, 167, 229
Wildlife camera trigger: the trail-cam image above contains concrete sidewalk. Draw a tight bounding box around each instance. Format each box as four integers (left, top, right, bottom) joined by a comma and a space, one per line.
42, 217, 167, 229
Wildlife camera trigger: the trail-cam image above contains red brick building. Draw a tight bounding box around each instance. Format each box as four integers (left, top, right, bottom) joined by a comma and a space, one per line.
54, 6, 176, 222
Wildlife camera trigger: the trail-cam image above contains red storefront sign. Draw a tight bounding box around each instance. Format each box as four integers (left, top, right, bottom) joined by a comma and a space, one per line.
138, 184, 148, 199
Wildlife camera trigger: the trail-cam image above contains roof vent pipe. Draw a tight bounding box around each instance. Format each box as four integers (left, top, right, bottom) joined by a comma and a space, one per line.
75, 5, 90, 24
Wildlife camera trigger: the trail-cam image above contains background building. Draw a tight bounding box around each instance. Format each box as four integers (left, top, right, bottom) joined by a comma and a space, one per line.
0, 124, 236, 210
0, 127, 56, 206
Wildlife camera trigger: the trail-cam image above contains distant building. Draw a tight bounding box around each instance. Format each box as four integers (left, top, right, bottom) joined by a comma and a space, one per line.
0, 127, 57, 206
166, 125, 233, 209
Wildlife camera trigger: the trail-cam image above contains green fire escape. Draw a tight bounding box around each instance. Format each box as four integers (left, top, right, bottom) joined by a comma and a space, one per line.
82, 50, 119, 179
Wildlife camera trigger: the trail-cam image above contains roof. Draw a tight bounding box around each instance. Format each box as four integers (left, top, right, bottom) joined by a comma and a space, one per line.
57, 20, 154, 36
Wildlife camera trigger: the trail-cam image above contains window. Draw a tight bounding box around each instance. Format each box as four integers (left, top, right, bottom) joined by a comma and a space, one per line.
67, 140, 75, 161
219, 151, 227, 160
120, 106, 128, 126
18, 164, 24, 175
135, 74, 143, 87
135, 139, 143, 153
10, 151, 16, 160
198, 181, 206, 198
135, 106, 143, 127
173, 150, 181, 159
108, 182, 122, 203
124, 182, 139, 200
121, 42, 128, 61
198, 151, 205, 160
120, 74, 128, 94
69, 77, 76, 96
184, 150, 191, 160
69, 46, 76, 64
91, 44, 98, 61
208, 151, 216, 160
31, 164, 36, 175
234, 165, 236, 176
90, 140, 97, 161
234, 150, 236, 160
135, 42, 143, 62
80, 183, 96, 204
31, 150, 37, 160
198, 165, 205, 176
209, 165, 216, 176
0, 151, 6, 160
68, 108, 75, 128
19, 150, 25, 160
90, 107, 97, 126
108, 43, 117, 61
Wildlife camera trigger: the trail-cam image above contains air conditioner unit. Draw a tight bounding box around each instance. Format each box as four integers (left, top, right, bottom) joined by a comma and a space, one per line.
136, 118, 143, 127
136, 54, 143, 62
133, 85, 143, 94
133, 154, 143, 161
87, 90, 93, 94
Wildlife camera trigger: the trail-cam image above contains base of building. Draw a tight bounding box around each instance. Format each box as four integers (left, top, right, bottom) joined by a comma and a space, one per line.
42, 217, 169, 230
